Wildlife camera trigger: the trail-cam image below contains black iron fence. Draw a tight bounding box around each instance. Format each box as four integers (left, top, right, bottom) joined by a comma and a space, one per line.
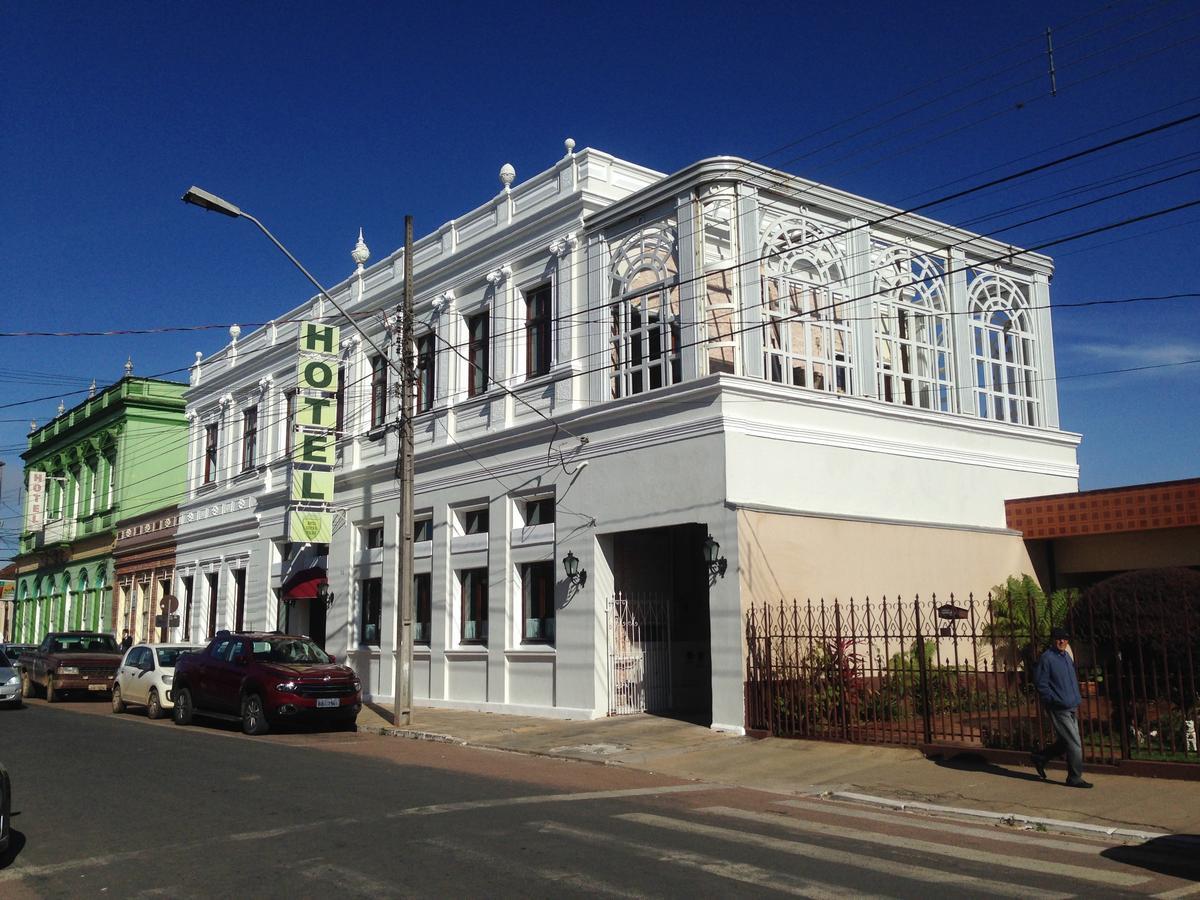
745, 591, 1200, 766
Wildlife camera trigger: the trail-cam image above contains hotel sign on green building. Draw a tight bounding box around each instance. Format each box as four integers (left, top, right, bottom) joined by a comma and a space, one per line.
288, 322, 340, 544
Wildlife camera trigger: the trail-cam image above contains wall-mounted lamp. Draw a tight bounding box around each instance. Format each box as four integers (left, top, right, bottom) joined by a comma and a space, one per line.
562, 551, 587, 587
316, 581, 336, 610
704, 534, 728, 579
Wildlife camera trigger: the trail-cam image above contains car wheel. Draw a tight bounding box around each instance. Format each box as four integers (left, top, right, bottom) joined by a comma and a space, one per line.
111, 683, 126, 714
21, 673, 35, 699
241, 694, 269, 736
146, 689, 163, 720
46, 678, 58, 703
173, 688, 193, 726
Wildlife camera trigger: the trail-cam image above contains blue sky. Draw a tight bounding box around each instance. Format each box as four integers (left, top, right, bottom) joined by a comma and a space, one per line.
2, 0, 1198, 562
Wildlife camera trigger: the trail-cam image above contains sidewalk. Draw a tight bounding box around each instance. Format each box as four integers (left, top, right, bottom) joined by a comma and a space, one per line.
355, 703, 1200, 840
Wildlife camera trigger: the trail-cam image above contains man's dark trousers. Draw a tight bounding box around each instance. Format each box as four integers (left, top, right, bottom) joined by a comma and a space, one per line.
1041, 707, 1084, 782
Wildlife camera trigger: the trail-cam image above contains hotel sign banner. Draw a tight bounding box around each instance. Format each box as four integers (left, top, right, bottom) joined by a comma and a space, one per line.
287, 322, 340, 544
26, 470, 46, 532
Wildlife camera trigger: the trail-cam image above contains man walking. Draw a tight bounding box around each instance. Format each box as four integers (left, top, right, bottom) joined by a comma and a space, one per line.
1032, 627, 1092, 788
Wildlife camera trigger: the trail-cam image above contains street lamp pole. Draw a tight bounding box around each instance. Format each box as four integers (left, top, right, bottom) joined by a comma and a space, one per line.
181, 187, 415, 725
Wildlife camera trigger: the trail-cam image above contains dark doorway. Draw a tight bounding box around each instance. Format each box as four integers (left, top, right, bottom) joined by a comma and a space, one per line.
612, 523, 712, 724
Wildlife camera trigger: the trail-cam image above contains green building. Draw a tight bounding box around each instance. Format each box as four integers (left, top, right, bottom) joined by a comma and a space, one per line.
12, 375, 188, 642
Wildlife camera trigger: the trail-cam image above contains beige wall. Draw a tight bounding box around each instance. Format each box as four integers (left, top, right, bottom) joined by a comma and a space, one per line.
1052, 527, 1200, 577
737, 508, 1036, 611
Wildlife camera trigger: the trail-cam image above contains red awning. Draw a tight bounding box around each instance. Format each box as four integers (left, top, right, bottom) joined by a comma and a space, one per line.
282, 567, 327, 601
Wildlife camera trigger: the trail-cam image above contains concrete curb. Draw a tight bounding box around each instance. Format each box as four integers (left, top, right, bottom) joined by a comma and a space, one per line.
355, 724, 466, 746
828, 790, 1200, 847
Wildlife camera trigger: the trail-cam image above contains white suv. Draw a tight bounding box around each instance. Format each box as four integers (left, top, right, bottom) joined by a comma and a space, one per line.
112, 644, 203, 719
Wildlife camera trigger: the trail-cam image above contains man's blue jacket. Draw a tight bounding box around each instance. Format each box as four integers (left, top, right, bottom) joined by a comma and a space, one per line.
1035, 647, 1081, 711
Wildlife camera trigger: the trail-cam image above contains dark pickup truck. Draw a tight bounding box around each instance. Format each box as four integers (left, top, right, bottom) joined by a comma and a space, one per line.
20, 632, 123, 702
173, 630, 361, 735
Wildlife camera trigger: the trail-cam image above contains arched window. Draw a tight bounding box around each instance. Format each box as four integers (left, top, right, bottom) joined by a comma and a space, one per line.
760, 215, 852, 394
872, 243, 953, 411
968, 272, 1039, 425
608, 223, 680, 398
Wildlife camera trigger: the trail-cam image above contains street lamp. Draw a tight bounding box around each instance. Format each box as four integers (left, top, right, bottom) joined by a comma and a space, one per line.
562, 550, 587, 587
703, 534, 727, 579
182, 186, 416, 727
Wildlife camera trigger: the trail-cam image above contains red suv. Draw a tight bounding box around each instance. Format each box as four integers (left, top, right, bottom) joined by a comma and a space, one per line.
172, 631, 361, 735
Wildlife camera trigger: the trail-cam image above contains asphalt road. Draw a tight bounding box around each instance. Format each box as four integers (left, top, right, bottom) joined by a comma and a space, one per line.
1, 698, 1197, 899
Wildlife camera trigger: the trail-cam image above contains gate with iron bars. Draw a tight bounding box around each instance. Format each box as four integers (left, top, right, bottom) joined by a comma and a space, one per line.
607, 592, 672, 715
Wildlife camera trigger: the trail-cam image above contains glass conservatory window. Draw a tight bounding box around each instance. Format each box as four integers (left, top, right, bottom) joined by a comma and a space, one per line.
702, 187, 739, 376
969, 272, 1039, 425
871, 243, 953, 411
608, 223, 681, 399
760, 214, 852, 395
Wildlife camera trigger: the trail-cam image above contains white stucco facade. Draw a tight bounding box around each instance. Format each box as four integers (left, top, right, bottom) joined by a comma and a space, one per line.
172, 145, 1079, 733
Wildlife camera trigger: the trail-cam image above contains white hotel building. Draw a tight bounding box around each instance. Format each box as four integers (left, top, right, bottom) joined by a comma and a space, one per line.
173, 141, 1078, 732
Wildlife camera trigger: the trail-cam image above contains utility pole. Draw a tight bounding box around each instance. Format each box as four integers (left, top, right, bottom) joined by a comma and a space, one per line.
392, 216, 415, 726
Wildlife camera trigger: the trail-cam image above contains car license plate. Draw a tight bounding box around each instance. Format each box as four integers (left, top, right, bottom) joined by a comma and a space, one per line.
315, 698, 339, 708
88, 684, 108, 692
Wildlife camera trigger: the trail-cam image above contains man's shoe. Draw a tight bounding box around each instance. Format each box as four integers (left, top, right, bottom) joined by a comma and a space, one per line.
1065, 779, 1094, 789
1032, 754, 1047, 779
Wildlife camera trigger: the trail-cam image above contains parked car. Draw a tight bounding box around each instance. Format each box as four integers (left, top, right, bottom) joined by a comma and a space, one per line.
1, 644, 36, 675
112, 643, 203, 719
19, 632, 122, 702
0, 761, 9, 855
172, 631, 361, 735
0, 649, 20, 709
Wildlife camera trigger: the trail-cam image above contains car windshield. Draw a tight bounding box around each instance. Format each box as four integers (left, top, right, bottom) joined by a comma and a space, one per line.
155, 648, 194, 667
250, 638, 331, 665
49, 635, 119, 653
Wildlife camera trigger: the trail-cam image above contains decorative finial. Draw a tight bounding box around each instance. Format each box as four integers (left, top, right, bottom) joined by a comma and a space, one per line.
499, 163, 515, 191
57, 399, 65, 416
564, 137, 576, 157
124, 356, 133, 377
352, 227, 370, 272
194, 351, 203, 364
30, 420, 37, 432
229, 323, 241, 343
88, 379, 96, 398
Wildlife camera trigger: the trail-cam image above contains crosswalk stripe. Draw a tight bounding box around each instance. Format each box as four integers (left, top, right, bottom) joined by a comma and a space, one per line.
614, 812, 1071, 900
388, 783, 713, 816
1154, 882, 1200, 899
778, 799, 1104, 855
537, 820, 880, 899
700, 806, 1147, 889
421, 835, 649, 898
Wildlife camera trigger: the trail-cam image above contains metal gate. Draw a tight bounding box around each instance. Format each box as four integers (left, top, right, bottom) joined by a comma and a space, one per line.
607, 592, 672, 715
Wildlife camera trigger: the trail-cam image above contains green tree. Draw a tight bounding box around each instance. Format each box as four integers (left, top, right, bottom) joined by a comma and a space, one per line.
984, 575, 1077, 672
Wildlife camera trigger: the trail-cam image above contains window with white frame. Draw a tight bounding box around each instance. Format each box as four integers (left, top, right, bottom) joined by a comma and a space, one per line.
364, 524, 384, 549
521, 561, 555, 644
522, 497, 554, 527
284, 389, 297, 455
370, 354, 388, 428
455, 506, 488, 536
413, 516, 433, 543
459, 568, 488, 644
414, 573, 431, 644
760, 216, 852, 394
360, 577, 382, 646
466, 311, 489, 397
241, 407, 258, 470
608, 223, 681, 398
203, 423, 219, 484
968, 271, 1039, 425
524, 283, 552, 379
416, 333, 435, 412
871, 243, 953, 411
702, 186, 738, 376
